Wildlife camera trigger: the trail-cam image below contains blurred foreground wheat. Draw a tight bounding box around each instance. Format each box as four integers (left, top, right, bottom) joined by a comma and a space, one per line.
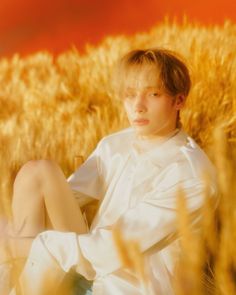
0, 18, 235, 294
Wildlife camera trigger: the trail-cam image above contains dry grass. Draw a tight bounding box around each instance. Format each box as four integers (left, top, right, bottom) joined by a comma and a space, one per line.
0, 18, 235, 294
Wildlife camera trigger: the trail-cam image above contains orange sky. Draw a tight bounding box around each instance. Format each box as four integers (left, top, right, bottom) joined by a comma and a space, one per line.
0, 0, 235, 57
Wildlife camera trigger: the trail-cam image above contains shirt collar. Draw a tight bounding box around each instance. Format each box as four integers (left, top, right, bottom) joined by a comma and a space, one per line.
130, 128, 189, 168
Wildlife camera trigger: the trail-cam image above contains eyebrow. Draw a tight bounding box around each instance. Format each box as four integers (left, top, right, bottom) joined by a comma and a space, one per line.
125, 86, 160, 90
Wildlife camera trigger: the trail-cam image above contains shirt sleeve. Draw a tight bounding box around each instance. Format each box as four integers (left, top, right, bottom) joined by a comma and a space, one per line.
76, 177, 218, 278
67, 140, 107, 204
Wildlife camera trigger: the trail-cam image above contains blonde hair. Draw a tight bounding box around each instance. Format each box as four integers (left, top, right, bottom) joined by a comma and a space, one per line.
112, 48, 191, 127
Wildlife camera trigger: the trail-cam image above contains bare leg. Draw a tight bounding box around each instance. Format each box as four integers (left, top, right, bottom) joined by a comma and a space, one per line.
0, 159, 88, 294
6, 159, 87, 259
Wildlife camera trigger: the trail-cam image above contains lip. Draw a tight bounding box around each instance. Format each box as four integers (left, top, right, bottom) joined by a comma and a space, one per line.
133, 119, 149, 125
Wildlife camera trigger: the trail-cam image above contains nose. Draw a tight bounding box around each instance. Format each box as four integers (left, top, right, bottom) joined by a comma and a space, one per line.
134, 95, 147, 113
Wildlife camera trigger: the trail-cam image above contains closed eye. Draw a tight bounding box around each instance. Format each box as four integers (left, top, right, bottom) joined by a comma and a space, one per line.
149, 92, 160, 97
124, 92, 136, 99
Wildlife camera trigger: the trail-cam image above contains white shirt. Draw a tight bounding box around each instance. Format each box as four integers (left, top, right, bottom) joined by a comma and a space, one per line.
63, 127, 218, 294
28, 127, 217, 295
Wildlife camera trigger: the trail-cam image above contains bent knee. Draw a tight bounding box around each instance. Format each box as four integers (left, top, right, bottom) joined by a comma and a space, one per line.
14, 159, 59, 187
24, 159, 60, 175
20, 160, 40, 172
14, 160, 41, 186
36, 160, 62, 177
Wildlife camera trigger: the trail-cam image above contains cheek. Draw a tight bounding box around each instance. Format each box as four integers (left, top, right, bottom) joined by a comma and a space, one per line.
149, 100, 165, 113
149, 100, 173, 117
123, 102, 132, 118
124, 100, 133, 109
123, 101, 128, 112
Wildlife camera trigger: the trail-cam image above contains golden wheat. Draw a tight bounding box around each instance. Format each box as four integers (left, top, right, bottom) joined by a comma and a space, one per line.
0, 18, 235, 294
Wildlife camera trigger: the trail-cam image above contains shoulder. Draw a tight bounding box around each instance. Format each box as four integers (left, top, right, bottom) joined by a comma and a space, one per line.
155, 132, 218, 195
179, 133, 216, 182
155, 129, 217, 189
173, 133, 218, 197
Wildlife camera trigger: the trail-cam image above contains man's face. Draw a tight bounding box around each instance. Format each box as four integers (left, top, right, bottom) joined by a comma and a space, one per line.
122, 66, 184, 139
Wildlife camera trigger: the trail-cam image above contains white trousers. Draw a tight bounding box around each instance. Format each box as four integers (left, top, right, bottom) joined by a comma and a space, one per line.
9, 231, 80, 295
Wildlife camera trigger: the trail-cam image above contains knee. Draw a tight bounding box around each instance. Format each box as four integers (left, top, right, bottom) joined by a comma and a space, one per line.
14, 160, 59, 188
36, 160, 62, 180
19, 160, 40, 172
36, 159, 59, 172
13, 160, 41, 188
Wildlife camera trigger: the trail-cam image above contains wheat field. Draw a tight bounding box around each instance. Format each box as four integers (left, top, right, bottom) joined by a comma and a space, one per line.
0, 18, 236, 294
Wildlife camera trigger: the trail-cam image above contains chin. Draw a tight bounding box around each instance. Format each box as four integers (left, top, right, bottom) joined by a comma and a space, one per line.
134, 126, 153, 136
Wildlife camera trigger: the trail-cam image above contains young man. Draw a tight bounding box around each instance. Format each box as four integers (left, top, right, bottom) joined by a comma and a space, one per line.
8, 48, 217, 295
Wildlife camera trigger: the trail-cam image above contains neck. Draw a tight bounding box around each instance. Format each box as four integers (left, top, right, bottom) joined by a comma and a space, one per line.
133, 127, 180, 154
136, 127, 180, 142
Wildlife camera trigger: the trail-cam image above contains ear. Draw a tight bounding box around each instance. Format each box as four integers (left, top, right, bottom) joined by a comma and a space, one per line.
174, 94, 186, 110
